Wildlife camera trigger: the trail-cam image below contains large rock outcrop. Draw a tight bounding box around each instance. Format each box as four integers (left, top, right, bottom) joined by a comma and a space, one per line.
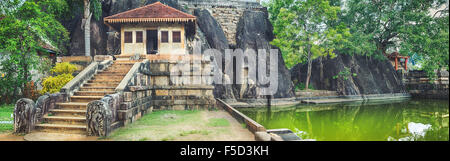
66, 0, 295, 99
194, 9, 236, 100
290, 54, 407, 95
235, 11, 295, 98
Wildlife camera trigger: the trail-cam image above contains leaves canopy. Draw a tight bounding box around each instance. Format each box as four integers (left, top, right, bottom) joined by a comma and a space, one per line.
0, 0, 69, 103
265, 0, 351, 68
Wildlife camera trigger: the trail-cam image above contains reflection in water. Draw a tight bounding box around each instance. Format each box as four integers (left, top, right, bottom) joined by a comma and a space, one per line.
239, 99, 449, 141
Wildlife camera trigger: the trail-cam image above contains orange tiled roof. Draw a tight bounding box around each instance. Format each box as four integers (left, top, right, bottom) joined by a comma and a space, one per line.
104, 2, 196, 23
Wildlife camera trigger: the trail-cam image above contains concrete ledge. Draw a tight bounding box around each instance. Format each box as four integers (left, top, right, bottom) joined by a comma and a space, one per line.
61, 62, 99, 98
116, 62, 141, 92
226, 93, 412, 107
216, 99, 266, 133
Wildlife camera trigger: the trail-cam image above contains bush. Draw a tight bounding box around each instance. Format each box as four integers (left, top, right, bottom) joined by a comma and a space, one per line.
295, 82, 315, 91
51, 62, 77, 75
41, 74, 74, 94
23, 81, 41, 100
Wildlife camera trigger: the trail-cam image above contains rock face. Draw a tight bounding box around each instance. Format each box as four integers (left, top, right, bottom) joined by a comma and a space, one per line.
66, 0, 295, 99
194, 9, 229, 51
290, 54, 407, 95
235, 11, 295, 98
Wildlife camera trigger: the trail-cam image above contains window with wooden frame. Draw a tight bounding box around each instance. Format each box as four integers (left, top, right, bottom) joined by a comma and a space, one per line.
172, 31, 181, 43
161, 31, 169, 43
124, 31, 133, 43
136, 31, 143, 43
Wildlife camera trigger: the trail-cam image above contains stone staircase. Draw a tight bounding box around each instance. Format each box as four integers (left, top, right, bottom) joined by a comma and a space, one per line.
34, 60, 139, 134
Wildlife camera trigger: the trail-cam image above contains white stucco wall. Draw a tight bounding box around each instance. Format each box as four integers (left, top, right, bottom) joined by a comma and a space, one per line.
121, 23, 186, 55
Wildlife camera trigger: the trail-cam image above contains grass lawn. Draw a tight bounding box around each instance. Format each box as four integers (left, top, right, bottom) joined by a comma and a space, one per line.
107, 110, 254, 141
0, 104, 14, 134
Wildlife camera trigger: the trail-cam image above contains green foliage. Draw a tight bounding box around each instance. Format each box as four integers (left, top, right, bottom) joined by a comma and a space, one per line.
51, 62, 77, 75
340, 0, 449, 76
266, 0, 351, 69
89, 0, 102, 21
41, 73, 74, 94
333, 67, 357, 81
294, 82, 315, 91
41, 62, 76, 94
0, 1, 70, 103
0, 104, 14, 133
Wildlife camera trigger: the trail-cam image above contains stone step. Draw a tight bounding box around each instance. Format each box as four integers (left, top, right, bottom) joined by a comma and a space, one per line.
104, 67, 132, 70
70, 96, 103, 102
74, 91, 115, 96
35, 124, 86, 135
83, 83, 120, 87
97, 71, 129, 75
94, 75, 126, 79
114, 60, 141, 63
88, 80, 122, 84
103, 69, 132, 73
89, 79, 123, 83
112, 62, 136, 66
43, 116, 86, 125
56, 102, 88, 110
49, 109, 86, 117
79, 87, 116, 92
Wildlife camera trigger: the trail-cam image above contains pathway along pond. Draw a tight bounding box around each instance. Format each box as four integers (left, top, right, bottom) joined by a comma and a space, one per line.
238, 99, 449, 141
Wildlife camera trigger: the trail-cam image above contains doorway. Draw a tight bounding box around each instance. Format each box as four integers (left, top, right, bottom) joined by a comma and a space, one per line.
146, 30, 158, 54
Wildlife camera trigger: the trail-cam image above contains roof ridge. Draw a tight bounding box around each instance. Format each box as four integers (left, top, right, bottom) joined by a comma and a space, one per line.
104, 2, 160, 19
104, 1, 195, 20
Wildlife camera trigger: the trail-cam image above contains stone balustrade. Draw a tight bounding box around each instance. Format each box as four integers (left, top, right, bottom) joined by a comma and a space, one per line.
13, 93, 65, 134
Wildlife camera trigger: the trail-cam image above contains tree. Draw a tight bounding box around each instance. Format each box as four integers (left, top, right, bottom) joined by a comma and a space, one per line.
80, 0, 102, 56
340, 0, 449, 76
266, 0, 351, 90
0, 0, 69, 103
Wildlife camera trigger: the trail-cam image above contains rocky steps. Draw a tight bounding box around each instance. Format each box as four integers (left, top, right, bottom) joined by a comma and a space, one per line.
34, 59, 139, 134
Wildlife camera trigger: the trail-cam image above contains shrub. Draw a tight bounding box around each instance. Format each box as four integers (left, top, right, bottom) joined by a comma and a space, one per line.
41, 73, 74, 94
295, 82, 315, 91
23, 81, 40, 100
50, 62, 77, 75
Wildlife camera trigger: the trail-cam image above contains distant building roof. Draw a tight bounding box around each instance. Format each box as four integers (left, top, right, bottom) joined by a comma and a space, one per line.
104, 2, 196, 24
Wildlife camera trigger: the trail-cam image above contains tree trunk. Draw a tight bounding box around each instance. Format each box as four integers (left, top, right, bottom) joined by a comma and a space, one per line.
319, 56, 324, 89
83, 0, 92, 57
305, 48, 312, 90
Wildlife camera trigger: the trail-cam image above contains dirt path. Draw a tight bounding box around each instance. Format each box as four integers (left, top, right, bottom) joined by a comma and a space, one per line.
0, 133, 25, 141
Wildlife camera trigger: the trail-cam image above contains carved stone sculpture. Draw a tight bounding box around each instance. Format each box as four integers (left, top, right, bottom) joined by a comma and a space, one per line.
86, 100, 112, 136
14, 98, 38, 134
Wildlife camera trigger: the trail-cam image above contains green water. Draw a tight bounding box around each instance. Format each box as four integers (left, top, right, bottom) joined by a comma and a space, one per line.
239, 99, 449, 141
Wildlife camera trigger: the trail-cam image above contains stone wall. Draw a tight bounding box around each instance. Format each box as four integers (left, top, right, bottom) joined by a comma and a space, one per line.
144, 58, 216, 110
404, 70, 449, 99
179, 0, 264, 45
113, 57, 216, 131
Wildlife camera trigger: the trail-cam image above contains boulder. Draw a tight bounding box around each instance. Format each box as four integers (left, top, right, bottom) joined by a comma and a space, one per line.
290, 54, 407, 95
235, 11, 295, 98
194, 9, 229, 52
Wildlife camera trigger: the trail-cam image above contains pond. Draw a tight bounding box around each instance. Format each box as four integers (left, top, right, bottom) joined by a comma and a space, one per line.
238, 99, 449, 141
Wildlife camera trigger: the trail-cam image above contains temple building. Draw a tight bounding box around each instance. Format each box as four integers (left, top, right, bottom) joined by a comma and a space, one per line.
104, 2, 196, 56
